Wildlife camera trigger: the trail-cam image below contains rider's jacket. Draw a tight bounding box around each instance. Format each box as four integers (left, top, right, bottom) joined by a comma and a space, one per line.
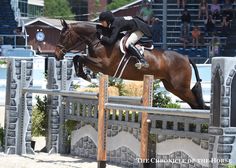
98, 16, 152, 45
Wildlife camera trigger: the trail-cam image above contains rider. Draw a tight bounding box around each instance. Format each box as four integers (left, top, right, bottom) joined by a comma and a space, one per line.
97, 11, 151, 69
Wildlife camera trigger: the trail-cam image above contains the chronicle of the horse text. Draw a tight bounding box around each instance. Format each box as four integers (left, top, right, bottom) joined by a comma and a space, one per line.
136, 158, 229, 164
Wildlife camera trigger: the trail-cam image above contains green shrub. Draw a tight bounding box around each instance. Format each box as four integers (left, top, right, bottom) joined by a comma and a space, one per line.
200, 123, 209, 133
0, 60, 7, 65
227, 165, 236, 168
32, 96, 48, 137
64, 120, 78, 145
32, 108, 46, 136
108, 77, 127, 96
153, 80, 180, 108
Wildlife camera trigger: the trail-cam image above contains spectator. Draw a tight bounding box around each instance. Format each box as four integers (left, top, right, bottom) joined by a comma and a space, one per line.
0, 37, 3, 45
181, 8, 191, 32
179, 22, 190, 48
205, 15, 216, 36
210, 0, 221, 19
222, 0, 233, 19
233, 0, 236, 5
221, 15, 231, 35
211, 33, 221, 56
139, 1, 154, 25
177, 0, 186, 8
192, 26, 201, 48
181, 8, 191, 24
233, 0, 236, 16
151, 17, 162, 43
198, 0, 209, 19
13, 27, 25, 46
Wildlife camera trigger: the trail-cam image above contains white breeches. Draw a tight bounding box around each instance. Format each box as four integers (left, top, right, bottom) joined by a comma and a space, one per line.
125, 30, 144, 48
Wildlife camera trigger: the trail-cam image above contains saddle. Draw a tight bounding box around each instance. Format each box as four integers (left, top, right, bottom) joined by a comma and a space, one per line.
119, 34, 154, 55
113, 34, 154, 78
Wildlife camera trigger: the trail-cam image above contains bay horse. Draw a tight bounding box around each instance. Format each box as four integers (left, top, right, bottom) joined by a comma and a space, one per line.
55, 20, 209, 109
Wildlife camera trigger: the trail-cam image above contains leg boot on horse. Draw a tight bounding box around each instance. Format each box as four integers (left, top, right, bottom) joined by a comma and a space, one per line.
128, 44, 149, 69
73, 55, 91, 81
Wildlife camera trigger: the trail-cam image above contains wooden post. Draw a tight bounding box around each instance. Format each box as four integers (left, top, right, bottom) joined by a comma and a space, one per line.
97, 75, 108, 168
140, 75, 154, 168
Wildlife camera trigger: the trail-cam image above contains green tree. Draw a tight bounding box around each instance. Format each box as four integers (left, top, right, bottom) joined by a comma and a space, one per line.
107, 0, 135, 10
44, 0, 74, 19
32, 96, 48, 137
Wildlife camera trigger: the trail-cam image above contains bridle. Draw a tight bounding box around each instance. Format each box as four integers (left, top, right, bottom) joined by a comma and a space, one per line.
56, 26, 100, 56
56, 44, 67, 55
56, 29, 83, 56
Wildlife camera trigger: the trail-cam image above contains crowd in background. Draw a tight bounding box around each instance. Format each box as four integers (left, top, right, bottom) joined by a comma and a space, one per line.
179, 0, 235, 50
138, 0, 235, 54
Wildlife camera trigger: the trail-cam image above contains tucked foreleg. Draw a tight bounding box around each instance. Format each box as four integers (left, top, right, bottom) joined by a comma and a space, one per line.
73, 55, 91, 81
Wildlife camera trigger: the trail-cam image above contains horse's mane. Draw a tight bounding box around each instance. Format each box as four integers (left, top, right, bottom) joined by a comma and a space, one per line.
70, 21, 98, 33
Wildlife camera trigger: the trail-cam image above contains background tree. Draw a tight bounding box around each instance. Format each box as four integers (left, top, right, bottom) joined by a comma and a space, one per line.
107, 0, 135, 10
44, 0, 75, 19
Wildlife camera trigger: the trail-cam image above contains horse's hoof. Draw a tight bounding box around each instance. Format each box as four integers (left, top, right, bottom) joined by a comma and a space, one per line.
75, 72, 80, 77
204, 105, 210, 110
86, 75, 91, 82
135, 63, 142, 69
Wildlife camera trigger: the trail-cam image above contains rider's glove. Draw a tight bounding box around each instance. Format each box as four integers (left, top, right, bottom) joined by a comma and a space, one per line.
96, 32, 103, 40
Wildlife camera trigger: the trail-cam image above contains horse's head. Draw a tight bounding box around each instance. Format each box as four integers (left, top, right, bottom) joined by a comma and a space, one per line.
55, 19, 80, 60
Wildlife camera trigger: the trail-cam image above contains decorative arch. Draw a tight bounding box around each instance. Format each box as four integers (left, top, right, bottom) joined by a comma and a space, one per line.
231, 74, 236, 127
212, 68, 221, 127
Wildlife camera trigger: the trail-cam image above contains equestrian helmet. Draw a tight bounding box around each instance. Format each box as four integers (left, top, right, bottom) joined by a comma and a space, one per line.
99, 11, 114, 23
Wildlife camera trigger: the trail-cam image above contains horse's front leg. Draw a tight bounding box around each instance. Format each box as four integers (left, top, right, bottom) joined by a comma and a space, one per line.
73, 55, 91, 81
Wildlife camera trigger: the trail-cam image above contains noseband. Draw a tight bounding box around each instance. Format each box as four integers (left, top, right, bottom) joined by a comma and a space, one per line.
56, 27, 99, 56
56, 44, 67, 55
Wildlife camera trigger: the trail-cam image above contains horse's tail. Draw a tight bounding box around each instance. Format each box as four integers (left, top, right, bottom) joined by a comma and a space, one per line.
189, 58, 202, 82
189, 58, 209, 109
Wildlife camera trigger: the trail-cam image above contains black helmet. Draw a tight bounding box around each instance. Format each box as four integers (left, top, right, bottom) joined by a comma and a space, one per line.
99, 11, 114, 23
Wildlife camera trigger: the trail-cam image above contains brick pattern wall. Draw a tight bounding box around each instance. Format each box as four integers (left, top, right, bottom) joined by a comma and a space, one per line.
5, 59, 33, 154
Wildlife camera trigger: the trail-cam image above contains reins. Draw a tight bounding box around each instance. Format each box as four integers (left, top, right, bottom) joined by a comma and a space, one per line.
56, 26, 100, 55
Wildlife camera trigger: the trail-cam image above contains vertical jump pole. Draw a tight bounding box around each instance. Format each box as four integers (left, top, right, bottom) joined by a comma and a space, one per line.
97, 75, 108, 168
140, 75, 154, 168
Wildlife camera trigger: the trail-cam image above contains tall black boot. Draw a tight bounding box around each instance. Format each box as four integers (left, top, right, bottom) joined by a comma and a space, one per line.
128, 44, 149, 69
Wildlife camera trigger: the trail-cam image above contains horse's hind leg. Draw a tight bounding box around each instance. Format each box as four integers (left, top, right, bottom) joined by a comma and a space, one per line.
191, 82, 210, 109
73, 55, 91, 81
162, 80, 203, 109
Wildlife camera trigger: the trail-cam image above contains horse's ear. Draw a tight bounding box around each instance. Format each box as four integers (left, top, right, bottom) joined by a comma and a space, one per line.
60, 19, 68, 29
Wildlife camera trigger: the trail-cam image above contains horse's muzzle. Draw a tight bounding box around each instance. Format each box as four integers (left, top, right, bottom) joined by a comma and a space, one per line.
54, 47, 64, 61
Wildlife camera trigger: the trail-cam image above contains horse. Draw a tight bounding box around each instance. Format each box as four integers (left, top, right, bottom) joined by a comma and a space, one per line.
55, 19, 209, 109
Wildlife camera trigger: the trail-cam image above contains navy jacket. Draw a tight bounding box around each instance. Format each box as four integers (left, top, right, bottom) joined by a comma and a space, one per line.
99, 16, 152, 45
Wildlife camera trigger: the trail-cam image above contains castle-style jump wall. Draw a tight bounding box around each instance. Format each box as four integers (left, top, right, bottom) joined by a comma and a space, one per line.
3, 57, 236, 168
4, 58, 34, 154
4, 58, 75, 154
46, 58, 75, 154
209, 57, 236, 168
